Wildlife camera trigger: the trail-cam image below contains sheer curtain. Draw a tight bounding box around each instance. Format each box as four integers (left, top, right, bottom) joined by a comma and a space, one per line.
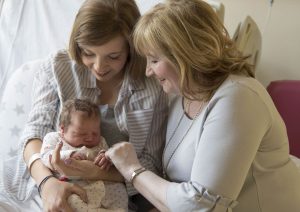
0, 0, 84, 100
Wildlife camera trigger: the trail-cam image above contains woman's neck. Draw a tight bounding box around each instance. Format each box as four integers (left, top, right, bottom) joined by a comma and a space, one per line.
97, 73, 124, 106
183, 97, 206, 120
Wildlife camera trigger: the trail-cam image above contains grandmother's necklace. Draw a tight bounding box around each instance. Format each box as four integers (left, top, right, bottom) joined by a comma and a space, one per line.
162, 98, 205, 179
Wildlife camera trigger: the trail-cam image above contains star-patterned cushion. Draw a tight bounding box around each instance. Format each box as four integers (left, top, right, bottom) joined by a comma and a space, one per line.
0, 60, 42, 160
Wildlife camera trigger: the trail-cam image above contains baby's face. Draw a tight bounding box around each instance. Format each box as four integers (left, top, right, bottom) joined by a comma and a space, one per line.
62, 111, 101, 148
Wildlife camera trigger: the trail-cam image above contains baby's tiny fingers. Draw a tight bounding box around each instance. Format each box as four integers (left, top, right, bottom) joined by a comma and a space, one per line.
93, 156, 101, 165
99, 157, 108, 166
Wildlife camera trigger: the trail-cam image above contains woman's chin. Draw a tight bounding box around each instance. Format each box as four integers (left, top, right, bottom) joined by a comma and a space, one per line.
162, 86, 177, 94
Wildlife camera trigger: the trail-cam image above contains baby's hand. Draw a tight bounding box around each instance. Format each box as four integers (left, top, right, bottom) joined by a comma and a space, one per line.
94, 150, 112, 170
70, 151, 87, 160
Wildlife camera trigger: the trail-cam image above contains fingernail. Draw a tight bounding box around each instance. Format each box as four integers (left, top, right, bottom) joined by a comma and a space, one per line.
64, 158, 72, 165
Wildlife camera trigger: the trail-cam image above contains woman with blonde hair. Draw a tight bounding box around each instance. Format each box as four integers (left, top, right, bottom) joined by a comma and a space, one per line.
104, 0, 300, 211
0, 0, 168, 211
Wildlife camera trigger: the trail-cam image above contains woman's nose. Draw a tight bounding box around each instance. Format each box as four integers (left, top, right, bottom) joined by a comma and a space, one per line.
94, 58, 105, 72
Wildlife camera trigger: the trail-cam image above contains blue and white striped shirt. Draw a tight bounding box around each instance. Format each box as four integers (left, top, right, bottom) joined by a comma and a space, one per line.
2, 50, 168, 201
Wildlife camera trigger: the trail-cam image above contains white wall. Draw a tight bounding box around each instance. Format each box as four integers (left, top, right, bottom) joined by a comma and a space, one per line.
136, 0, 163, 13
217, 0, 300, 86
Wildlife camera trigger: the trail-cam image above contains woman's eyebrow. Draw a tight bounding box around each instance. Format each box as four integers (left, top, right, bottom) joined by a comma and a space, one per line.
109, 51, 123, 55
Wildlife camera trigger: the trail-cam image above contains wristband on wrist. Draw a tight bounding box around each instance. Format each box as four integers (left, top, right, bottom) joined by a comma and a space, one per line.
38, 175, 55, 197
27, 153, 41, 173
129, 167, 147, 184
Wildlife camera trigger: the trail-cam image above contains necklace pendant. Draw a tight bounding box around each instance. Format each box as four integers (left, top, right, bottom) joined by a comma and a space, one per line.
163, 170, 166, 179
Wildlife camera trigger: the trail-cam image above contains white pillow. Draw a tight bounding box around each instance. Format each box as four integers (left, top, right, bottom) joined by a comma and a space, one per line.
0, 60, 42, 161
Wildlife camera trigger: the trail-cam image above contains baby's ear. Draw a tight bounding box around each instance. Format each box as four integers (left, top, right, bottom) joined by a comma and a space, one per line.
60, 125, 65, 133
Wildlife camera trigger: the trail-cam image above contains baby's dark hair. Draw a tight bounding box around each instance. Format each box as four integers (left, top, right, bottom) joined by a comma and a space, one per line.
59, 98, 100, 128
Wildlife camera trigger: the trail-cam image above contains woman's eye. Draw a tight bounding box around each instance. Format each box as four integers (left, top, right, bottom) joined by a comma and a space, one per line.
109, 55, 120, 60
147, 56, 158, 64
148, 59, 158, 64
82, 51, 94, 57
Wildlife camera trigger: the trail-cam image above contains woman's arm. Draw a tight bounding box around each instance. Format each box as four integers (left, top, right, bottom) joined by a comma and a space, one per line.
131, 169, 171, 212
64, 160, 124, 182
106, 142, 171, 211
24, 139, 87, 211
24, 139, 52, 182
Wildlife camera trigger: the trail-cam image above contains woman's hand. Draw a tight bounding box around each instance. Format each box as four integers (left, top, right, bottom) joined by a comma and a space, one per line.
50, 142, 107, 180
105, 142, 142, 181
41, 176, 87, 212
51, 141, 107, 179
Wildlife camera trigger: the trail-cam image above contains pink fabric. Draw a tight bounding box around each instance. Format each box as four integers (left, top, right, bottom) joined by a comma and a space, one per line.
267, 80, 300, 157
